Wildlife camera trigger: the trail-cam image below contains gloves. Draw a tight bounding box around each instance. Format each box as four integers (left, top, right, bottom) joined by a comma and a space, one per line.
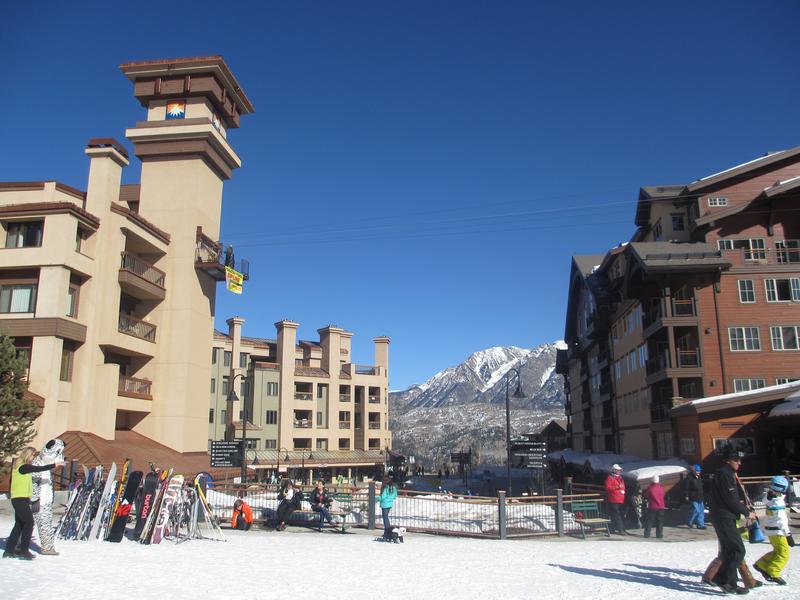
788, 535, 795, 548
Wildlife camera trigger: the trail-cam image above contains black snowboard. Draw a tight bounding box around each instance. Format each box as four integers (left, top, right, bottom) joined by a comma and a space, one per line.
134, 472, 159, 539
107, 470, 144, 542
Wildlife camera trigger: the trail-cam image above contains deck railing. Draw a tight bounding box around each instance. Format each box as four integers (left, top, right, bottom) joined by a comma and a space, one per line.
118, 375, 152, 397
120, 252, 165, 287
118, 313, 156, 342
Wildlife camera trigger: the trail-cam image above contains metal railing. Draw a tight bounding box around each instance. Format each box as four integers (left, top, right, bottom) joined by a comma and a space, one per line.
650, 402, 671, 423
339, 395, 351, 402
677, 348, 701, 367
368, 422, 381, 429
118, 313, 156, 342
338, 421, 351, 429
646, 353, 669, 375
672, 298, 697, 317
118, 375, 152, 397
368, 395, 381, 403
354, 365, 378, 375
293, 421, 312, 428
120, 252, 165, 287
721, 248, 800, 266
294, 392, 313, 401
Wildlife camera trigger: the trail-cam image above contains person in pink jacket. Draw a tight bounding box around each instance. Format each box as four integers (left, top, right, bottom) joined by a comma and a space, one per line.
605, 464, 627, 534
644, 475, 667, 539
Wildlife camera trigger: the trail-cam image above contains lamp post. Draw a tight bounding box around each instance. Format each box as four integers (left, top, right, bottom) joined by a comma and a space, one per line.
299, 448, 314, 485
504, 367, 527, 497
227, 372, 246, 484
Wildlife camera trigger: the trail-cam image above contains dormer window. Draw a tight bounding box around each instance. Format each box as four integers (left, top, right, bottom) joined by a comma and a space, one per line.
708, 197, 728, 207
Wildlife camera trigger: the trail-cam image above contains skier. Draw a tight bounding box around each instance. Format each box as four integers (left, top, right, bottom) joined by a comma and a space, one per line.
753, 475, 795, 585
31, 438, 65, 555
275, 480, 301, 531
684, 464, 706, 529
604, 464, 626, 535
310, 479, 335, 531
707, 445, 757, 595
4, 447, 64, 560
378, 476, 398, 539
643, 475, 666, 539
231, 499, 253, 531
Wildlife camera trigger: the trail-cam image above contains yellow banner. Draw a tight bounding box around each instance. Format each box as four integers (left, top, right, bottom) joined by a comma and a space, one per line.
225, 266, 243, 295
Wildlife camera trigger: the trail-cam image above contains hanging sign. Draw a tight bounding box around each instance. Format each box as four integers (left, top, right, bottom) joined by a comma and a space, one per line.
225, 266, 243, 294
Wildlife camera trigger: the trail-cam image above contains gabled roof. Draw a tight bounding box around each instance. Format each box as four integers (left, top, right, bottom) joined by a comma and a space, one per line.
686, 146, 800, 193
573, 254, 605, 277
635, 185, 685, 227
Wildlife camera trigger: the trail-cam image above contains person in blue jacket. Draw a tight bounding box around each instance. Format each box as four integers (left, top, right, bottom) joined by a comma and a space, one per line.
379, 476, 398, 539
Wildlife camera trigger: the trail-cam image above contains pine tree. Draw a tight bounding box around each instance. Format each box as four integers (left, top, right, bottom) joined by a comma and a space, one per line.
0, 333, 38, 473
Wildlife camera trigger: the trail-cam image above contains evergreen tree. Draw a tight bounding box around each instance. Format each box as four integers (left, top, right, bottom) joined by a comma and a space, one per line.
0, 333, 38, 473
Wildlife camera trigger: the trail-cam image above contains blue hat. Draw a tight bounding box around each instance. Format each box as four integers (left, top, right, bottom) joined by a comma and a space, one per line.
692, 464, 701, 473
770, 475, 789, 494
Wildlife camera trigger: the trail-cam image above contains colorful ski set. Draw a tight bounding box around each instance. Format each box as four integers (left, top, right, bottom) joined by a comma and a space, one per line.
55, 460, 224, 545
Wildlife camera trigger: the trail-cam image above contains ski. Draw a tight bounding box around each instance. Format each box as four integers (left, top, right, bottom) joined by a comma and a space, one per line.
89, 462, 117, 541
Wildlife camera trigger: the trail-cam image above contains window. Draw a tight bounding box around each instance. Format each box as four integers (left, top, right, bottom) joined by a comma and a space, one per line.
66, 284, 79, 317
245, 439, 258, 450
737, 280, 755, 303
220, 409, 227, 424
5, 221, 43, 248
75, 227, 87, 253
264, 439, 277, 449
653, 221, 663, 241
316, 439, 328, 450
13, 337, 32, 380
728, 327, 760, 351
777, 377, 800, 385
267, 382, 278, 396
733, 378, 766, 392
338, 438, 350, 450
239, 352, 248, 368
265, 410, 278, 425
655, 432, 673, 458
317, 384, 327, 399
671, 214, 685, 231
0, 283, 37, 313
212, 348, 217, 364
679, 438, 696, 455
714, 437, 755, 455
707, 197, 728, 207
368, 439, 381, 449
639, 344, 648, 365
614, 360, 621, 380
765, 278, 800, 302
776, 240, 800, 264
208, 409, 214, 423
59, 341, 75, 381
223, 351, 231, 367
770, 326, 800, 351
316, 411, 323, 426
221, 376, 229, 396
210, 379, 216, 393
718, 238, 766, 261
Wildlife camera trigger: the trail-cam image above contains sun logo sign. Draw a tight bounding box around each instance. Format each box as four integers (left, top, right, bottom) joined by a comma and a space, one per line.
166, 100, 186, 120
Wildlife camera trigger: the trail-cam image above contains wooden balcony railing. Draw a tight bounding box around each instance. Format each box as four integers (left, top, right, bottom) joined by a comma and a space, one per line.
118, 313, 156, 342
677, 348, 701, 368
120, 252, 165, 288
118, 375, 152, 398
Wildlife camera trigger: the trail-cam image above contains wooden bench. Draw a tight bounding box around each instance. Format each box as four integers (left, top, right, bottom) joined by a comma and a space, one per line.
288, 493, 353, 533
571, 500, 611, 539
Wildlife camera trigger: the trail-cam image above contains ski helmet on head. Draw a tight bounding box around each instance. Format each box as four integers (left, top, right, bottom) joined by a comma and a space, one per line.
770, 475, 789, 494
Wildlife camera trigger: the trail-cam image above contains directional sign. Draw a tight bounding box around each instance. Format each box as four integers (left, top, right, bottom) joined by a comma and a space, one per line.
211, 440, 243, 468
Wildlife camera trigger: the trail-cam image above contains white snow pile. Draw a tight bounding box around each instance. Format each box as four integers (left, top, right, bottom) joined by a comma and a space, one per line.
549, 451, 690, 483
1, 513, 798, 600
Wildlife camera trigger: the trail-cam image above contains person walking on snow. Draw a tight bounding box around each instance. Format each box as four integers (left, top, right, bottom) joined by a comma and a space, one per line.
684, 463, 706, 529
644, 475, 666, 539
605, 464, 626, 535
379, 476, 398, 539
753, 475, 794, 586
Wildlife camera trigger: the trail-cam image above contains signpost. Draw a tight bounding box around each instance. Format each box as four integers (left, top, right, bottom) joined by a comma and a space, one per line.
511, 440, 547, 496
210, 440, 243, 468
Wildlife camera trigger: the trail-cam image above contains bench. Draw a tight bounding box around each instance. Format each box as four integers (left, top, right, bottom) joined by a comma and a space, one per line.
287, 493, 353, 533
571, 500, 611, 539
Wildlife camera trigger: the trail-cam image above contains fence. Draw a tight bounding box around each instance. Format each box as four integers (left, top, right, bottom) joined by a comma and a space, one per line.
203, 482, 600, 539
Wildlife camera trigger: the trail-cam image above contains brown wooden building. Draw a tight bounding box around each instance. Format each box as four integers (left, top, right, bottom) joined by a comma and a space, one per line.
558, 147, 800, 460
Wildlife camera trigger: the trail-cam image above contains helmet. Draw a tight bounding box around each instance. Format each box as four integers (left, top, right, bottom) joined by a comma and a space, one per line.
692, 464, 702, 473
770, 475, 789, 494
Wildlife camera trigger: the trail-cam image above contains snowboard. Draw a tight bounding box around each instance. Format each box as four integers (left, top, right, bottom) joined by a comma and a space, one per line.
89, 462, 117, 541
106, 459, 131, 535
139, 468, 172, 544
134, 471, 159, 538
107, 470, 143, 542
150, 474, 184, 544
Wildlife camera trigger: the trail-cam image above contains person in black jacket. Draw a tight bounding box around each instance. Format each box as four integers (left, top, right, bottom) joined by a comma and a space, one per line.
709, 446, 756, 595
684, 464, 706, 529
275, 480, 302, 531
310, 480, 335, 531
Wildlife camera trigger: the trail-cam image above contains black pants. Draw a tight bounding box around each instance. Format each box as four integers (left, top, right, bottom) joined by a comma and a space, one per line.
234, 515, 250, 530
712, 515, 745, 586
7, 498, 34, 554
608, 502, 626, 533
276, 501, 296, 525
644, 508, 664, 538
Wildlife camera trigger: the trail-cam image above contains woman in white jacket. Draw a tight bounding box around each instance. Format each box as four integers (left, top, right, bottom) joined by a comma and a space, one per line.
753, 476, 794, 586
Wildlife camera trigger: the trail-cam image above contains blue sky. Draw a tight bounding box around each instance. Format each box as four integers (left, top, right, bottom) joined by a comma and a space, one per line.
2, 1, 798, 389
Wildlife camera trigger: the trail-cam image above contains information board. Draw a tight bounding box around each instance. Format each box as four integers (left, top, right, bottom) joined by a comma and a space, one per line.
210, 440, 243, 468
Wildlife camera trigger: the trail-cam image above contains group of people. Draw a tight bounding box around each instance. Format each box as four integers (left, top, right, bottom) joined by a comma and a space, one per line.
229, 476, 399, 539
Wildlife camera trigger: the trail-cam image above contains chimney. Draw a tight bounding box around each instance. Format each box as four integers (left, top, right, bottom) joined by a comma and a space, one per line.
318, 324, 345, 375
374, 336, 390, 373
84, 138, 129, 216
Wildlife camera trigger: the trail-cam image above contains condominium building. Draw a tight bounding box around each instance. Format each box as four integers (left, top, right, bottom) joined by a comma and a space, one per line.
0, 56, 254, 465
557, 147, 800, 464
209, 317, 392, 481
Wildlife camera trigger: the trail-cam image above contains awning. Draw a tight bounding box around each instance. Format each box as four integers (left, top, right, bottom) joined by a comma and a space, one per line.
768, 390, 800, 417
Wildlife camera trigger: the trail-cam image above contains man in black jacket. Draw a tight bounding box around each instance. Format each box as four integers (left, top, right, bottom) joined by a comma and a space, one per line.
684, 463, 706, 529
709, 446, 756, 595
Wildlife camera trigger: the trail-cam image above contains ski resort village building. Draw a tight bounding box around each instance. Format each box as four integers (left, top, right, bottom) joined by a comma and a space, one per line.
556, 148, 800, 474
209, 317, 391, 481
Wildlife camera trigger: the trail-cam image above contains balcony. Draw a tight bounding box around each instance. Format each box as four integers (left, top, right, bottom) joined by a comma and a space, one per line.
118, 313, 156, 342
650, 402, 671, 423
339, 421, 351, 429
721, 247, 800, 268
368, 395, 380, 403
118, 375, 152, 400
354, 364, 379, 376
294, 392, 313, 401
118, 252, 166, 301
676, 348, 701, 368
293, 420, 312, 428
368, 422, 381, 430
194, 226, 250, 282
643, 298, 698, 337
339, 394, 351, 402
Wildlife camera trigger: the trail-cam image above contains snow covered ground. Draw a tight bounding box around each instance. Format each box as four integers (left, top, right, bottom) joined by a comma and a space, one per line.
1, 515, 798, 599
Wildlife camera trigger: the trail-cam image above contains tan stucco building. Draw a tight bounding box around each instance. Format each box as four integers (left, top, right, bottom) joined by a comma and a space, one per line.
0, 56, 254, 461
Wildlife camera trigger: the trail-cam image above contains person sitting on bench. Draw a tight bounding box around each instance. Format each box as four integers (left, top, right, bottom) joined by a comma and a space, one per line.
231, 499, 253, 531
310, 479, 335, 531
276, 480, 302, 531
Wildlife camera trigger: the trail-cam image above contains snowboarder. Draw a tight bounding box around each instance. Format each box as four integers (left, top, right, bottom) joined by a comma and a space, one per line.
231, 499, 253, 531
4, 447, 64, 560
707, 445, 757, 595
30, 438, 65, 555
684, 463, 705, 529
644, 475, 666, 539
753, 475, 794, 585
604, 464, 626, 535
379, 476, 398, 539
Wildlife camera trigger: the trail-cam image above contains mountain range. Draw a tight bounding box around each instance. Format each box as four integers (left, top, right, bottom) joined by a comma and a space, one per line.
389, 343, 567, 467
